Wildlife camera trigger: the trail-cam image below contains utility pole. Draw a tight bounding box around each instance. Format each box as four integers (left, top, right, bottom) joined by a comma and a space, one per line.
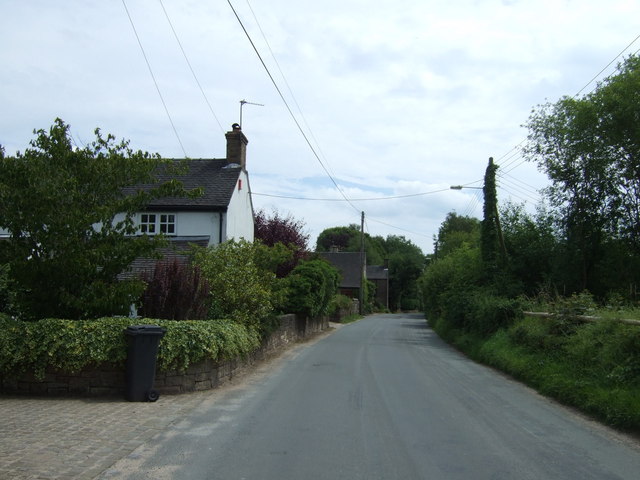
359, 211, 365, 315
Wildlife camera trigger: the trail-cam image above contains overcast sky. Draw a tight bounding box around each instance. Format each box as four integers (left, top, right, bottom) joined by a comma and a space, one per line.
2, 1, 639, 254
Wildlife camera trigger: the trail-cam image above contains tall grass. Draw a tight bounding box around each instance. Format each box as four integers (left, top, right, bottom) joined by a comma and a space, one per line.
431, 312, 640, 432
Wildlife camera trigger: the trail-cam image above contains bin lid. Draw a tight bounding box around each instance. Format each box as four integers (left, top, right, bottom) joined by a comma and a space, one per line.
124, 325, 166, 336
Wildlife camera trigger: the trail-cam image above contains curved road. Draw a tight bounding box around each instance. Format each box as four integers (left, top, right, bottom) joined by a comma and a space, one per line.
101, 313, 640, 479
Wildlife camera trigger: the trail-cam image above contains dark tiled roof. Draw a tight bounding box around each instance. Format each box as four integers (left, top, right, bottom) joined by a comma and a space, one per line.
318, 252, 363, 288
124, 159, 242, 210
366, 265, 388, 280
119, 236, 210, 280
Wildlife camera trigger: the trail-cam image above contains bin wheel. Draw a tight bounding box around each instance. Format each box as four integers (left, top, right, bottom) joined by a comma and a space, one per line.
147, 390, 159, 402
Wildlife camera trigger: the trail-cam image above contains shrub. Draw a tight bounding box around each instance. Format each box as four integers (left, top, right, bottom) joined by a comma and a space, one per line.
0, 264, 9, 313
139, 258, 209, 320
0, 316, 259, 380
418, 245, 482, 326
193, 240, 285, 331
285, 259, 340, 318
328, 294, 353, 315
467, 293, 523, 336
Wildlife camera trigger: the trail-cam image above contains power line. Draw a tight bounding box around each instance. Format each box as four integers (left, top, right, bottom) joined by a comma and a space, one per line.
121, 0, 187, 157
251, 187, 451, 202
574, 33, 640, 97
366, 215, 432, 239
243, 0, 342, 185
158, 0, 225, 135
227, 0, 360, 214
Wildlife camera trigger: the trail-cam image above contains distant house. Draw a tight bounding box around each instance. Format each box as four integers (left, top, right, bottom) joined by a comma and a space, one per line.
120, 123, 255, 277
318, 251, 389, 310
366, 263, 389, 309
318, 251, 364, 300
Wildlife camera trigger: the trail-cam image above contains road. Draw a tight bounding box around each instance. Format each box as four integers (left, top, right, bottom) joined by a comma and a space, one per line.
100, 313, 640, 479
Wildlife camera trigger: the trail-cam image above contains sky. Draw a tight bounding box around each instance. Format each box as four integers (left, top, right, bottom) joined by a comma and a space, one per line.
1, 0, 639, 254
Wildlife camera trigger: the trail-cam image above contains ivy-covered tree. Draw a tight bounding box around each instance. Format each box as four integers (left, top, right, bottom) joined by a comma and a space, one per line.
0, 119, 193, 320
481, 157, 503, 271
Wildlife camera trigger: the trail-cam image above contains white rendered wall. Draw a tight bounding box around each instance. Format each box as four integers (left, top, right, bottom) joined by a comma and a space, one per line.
224, 170, 254, 242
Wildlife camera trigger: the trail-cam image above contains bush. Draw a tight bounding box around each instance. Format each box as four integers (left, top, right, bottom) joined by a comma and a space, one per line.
285, 259, 340, 318
418, 245, 482, 326
328, 294, 353, 315
467, 293, 523, 336
0, 316, 259, 380
0, 264, 9, 313
193, 240, 285, 332
139, 258, 209, 320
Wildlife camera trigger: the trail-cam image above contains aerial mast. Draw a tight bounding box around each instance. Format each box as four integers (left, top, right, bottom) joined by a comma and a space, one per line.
239, 99, 264, 128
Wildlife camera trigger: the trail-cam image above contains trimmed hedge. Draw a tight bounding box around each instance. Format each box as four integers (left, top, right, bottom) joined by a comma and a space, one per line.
0, 316, 260, 380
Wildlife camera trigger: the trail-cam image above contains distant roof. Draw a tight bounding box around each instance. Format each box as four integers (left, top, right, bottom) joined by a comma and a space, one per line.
124, 158, 242, 211
318, 251, 362, 288
119, 236, 210, 280
366, 265, 388, 280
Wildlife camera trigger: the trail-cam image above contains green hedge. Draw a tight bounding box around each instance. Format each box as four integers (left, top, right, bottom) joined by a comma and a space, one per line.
285, 259, 340, 318
0, 316, 260, 380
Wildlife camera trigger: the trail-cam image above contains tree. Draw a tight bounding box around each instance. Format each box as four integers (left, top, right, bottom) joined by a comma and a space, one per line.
499, 202, 557, 296
435, 212, 480, 259
481, 157, 504, 271
0, 119, 193, 320
315, 225, 386, 265
524, 55, 640, 293
254, 209, 309, 277
384, 235, 426, 311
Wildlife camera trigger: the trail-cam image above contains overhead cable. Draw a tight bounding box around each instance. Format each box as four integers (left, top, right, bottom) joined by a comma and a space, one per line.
121, 0, 187, 157
158, 0, 225, 134
227, 0, 360, 213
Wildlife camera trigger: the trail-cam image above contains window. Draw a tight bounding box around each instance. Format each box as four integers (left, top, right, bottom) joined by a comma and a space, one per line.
139, 213, 176, 235
159, 214, 175, 234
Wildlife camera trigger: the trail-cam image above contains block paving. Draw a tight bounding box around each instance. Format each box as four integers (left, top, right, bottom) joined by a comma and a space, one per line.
0, 392, 210, 479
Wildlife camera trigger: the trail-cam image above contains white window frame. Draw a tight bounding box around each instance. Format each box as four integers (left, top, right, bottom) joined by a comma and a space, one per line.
139, 213, 176, 236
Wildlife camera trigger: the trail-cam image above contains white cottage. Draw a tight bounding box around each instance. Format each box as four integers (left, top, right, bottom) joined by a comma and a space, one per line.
131, 124, 254, 245
119, 123, 255, 277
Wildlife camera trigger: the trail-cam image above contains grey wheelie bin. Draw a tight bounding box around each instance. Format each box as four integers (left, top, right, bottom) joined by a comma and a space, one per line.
124, 325, 166, 402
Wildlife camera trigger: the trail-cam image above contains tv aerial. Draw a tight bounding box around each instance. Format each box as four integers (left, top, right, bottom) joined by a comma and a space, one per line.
239, 99, 264, 128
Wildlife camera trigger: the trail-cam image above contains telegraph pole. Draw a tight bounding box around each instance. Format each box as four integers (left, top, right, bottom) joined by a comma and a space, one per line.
359, 211, 365, 315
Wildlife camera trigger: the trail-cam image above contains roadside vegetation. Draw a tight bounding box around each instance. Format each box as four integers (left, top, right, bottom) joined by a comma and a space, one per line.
420, 55, 640, 432
0, 126, 343, 381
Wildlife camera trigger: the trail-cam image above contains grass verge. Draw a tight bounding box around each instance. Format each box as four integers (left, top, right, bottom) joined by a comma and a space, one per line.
431, 315, 640, 433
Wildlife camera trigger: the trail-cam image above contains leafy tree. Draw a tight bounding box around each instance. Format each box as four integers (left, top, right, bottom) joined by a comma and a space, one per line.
384, 235, 426, 311
315, 225, 385, 265
524, 55, 640, 293
0, 119, 193, 320
500, 202, 557, 296
254, 209, 309, 277
435, 212, 480, 259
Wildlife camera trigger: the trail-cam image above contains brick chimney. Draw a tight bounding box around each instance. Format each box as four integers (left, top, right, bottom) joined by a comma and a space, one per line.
225, 123, 248, 170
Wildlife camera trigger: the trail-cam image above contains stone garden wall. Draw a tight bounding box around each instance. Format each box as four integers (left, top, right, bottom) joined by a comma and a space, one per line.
0, 314, 329, 398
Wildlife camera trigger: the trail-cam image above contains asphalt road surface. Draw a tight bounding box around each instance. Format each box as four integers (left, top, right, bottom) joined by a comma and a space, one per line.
100, 313, 640, 480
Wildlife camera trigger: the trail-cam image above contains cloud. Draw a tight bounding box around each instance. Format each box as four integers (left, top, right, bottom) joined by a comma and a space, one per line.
2, 0, 639, 254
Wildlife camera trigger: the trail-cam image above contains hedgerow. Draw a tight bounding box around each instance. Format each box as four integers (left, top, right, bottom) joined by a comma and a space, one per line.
0, 316, 259, 380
